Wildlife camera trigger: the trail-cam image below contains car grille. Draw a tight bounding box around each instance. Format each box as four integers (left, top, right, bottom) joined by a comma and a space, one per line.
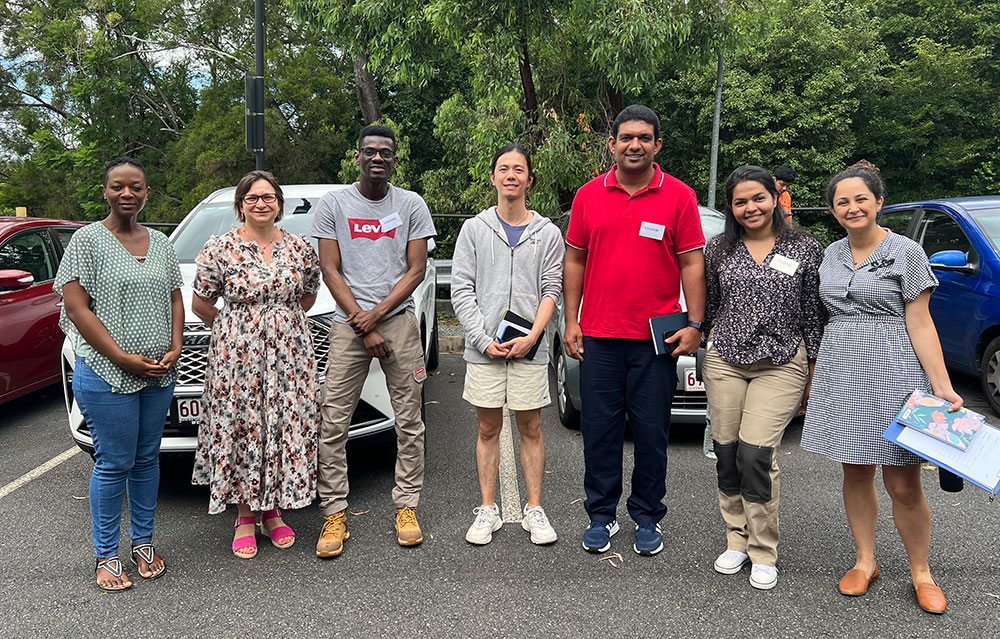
172, 320, 382, 429
672, 389, 708, 411
177, 320, 331, 385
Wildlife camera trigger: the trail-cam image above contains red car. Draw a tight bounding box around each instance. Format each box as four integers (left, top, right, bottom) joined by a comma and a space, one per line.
0, 217, 85, 404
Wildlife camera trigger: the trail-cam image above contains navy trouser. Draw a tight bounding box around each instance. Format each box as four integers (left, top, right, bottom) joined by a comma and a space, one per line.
579, 336, 675, 525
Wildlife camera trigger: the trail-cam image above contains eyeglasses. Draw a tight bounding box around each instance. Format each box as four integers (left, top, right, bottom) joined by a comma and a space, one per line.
360, 147, 396, 160
242, 193, 278, 204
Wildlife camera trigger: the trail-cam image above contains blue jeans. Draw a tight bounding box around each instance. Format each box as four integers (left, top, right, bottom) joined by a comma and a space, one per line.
579, 337, 675, 525
73, 357, 173, 557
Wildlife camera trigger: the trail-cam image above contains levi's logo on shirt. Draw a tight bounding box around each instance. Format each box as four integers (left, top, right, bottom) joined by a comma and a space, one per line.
349, 217, 397, 240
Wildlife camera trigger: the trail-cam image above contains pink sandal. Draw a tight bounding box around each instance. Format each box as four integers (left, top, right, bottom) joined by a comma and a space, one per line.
233, 515, 258, 559
261, 509, 295, 549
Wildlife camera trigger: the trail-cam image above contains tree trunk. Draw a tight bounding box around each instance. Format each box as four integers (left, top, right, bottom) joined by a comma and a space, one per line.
607, 84, 623, 117
353, 51, 381, 124
518, 33, 538, 119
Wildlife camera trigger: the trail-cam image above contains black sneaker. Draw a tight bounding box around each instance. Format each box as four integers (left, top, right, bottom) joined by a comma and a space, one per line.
581, 520, 619, 553
633, 523, 663, 556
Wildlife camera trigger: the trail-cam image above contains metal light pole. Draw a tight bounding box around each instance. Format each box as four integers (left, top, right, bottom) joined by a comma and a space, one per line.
245, 0, 266, 169
254, 0, 265, 170
707, 50, 724, 209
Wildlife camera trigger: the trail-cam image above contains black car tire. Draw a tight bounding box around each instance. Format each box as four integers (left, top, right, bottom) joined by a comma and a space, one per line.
554, 347, 581, 430
979, 336, 1000, 417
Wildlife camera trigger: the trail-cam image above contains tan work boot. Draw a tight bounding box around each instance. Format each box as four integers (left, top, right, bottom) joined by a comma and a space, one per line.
395, 506, 423, 546
316, 511, 349, 558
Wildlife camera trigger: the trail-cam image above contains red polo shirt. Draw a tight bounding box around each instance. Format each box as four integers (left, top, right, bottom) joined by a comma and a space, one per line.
566, 163, 705, 339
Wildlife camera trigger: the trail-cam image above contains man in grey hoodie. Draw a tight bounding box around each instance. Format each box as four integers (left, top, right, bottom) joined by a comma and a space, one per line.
450, 144, 565, 546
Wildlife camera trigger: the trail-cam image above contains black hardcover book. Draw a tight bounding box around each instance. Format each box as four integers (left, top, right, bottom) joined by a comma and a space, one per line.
648, 311, 689, 356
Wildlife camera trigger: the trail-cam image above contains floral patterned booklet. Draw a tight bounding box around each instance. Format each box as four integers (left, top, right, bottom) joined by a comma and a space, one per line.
895, 391, 986, 451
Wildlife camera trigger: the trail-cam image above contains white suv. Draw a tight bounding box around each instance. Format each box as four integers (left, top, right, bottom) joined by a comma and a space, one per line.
62, 184, 439, 455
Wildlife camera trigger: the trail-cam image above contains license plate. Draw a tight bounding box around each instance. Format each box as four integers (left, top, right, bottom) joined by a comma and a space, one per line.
176, 397, 202, 422
683, 367, 705, 392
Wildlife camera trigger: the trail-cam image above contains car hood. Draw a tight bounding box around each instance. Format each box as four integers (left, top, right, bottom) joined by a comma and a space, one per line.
176, 263, 337, 323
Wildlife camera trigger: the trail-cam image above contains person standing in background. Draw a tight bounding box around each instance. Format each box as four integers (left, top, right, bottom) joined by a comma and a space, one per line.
774, 165, 796, 223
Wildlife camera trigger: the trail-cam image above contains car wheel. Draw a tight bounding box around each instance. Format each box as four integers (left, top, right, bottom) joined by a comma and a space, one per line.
979, 336, 1000, 417
426, 312, 439, 371
555, 352, 581, 430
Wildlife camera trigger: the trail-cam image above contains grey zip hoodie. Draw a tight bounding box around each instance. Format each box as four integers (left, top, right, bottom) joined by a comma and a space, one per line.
450, 207, 565, 365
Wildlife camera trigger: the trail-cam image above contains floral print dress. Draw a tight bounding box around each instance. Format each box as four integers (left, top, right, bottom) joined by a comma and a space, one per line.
191, 229, 321, 514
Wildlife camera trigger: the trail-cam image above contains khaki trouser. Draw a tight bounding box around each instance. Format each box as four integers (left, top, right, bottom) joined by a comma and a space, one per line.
702, 341, 808, 565
317, 311, 427, 515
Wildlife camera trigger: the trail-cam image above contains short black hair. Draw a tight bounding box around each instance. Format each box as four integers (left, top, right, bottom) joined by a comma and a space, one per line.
774, 164, 796, 183
103, 157, 147, 186
358, 125, 397, 151
825, 160, 886, 207
611, 105, 660, 141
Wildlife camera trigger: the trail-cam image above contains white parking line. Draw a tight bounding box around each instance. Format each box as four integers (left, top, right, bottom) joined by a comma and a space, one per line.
0, 446, 82, 501
498, 407, 522, 522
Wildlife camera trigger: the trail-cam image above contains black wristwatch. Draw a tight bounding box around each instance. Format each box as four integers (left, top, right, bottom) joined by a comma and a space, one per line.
686, 321, 703, 332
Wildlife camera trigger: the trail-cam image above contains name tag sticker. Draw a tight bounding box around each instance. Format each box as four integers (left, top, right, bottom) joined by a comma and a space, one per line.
769, 254, 800, 275
639, 221, 666, 241
379, 212, 403, 232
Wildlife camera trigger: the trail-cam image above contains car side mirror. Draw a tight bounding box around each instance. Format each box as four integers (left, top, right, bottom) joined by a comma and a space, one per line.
427, 238, 436, 258
929, 250, 976, 274
0, 269, 34, 292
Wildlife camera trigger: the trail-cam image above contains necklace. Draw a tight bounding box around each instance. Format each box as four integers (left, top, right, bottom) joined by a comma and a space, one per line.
500, 208, 531, 226
241, 226, 278, 251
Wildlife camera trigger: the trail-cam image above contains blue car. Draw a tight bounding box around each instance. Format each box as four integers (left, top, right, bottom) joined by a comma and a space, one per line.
879, 197, 1000, 415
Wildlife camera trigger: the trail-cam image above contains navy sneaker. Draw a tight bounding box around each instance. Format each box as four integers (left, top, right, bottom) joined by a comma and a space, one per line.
581, 520, 619, 553
633, 523, 663, 556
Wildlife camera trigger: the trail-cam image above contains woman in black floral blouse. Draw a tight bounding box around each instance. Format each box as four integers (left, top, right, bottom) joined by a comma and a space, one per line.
701, 165, 824, 591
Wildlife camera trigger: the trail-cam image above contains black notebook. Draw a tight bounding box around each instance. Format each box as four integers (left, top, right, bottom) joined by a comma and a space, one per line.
495, 310, 541, 360
648, 311, 688, 356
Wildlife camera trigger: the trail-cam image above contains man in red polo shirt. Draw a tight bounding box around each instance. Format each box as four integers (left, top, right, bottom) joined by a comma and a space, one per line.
563, 104, 706, 556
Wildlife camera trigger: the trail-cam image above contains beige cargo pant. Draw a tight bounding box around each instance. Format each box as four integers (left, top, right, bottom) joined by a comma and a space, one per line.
702, 341, 808, 566
317, 311, 427, 516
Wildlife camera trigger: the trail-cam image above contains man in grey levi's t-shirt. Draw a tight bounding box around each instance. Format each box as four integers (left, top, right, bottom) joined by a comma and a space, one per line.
311, 124, 437, 557
312, 183, 435, 322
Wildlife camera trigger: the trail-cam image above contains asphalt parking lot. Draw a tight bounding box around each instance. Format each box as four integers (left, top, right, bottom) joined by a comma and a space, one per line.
1, 354, 999, 638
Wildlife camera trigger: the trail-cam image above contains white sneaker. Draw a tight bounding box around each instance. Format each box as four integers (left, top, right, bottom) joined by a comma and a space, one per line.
465, 505, 502, 545
749, 563, 778, 590
714, 549, 750, 574
521, 505, 558, 545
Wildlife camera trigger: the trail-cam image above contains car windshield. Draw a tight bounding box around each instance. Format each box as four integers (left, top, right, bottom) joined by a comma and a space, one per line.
171, 197, 318, 262
969, 208, 1000, 254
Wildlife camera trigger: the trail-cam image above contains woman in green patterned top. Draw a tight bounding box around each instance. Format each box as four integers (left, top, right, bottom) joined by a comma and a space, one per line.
55, 157, 184, 593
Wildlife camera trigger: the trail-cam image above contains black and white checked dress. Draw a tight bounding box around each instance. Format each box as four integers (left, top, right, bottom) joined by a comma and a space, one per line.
801, 231, 938, 465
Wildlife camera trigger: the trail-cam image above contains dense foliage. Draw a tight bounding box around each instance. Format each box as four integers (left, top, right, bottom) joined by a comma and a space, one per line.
2, 0, 998, 251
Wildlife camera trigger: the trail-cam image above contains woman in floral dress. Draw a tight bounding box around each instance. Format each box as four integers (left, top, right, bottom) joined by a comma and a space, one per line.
191, 171, 321, 558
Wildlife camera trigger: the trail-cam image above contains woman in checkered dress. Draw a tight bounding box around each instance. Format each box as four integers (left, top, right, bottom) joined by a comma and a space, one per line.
801, 161, 962, 614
